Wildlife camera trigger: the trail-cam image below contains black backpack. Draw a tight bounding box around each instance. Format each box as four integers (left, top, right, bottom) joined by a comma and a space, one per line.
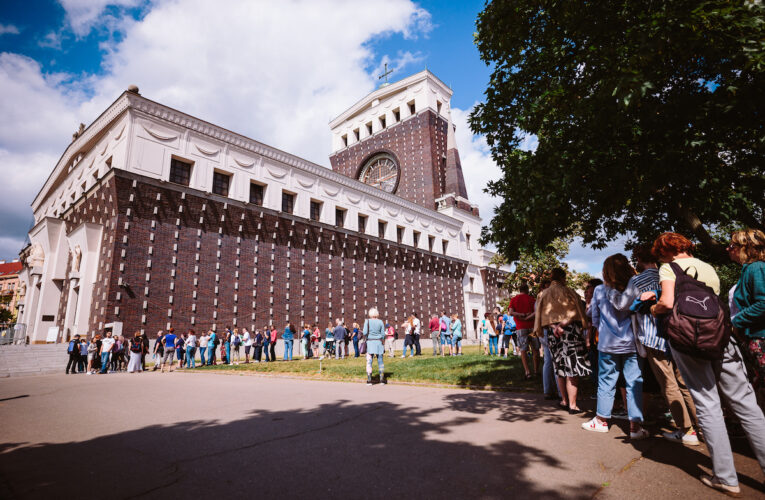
665, 262, 731, 360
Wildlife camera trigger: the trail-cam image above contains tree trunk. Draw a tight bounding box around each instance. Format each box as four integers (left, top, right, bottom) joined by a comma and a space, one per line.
674, 202, 727, 261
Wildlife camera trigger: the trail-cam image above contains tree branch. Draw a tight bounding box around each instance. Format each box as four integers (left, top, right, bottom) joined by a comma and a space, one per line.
674, 202, 727, 260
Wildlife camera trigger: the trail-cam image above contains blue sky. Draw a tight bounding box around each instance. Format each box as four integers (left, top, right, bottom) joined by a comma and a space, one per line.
0, 0, 620, 273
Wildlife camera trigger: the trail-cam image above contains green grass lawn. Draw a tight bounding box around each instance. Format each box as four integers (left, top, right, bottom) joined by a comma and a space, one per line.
192, 345, 550, 391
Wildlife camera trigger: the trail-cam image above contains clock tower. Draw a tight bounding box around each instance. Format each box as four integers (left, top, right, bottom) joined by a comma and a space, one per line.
329, 70, 476, 216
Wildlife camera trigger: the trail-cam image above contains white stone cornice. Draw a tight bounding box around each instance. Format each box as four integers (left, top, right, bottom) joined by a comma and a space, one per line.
127, 93, 462, 230
32, 93, 132, 212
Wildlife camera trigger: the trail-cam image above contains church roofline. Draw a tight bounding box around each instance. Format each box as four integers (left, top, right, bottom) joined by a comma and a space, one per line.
33, 87, 465, 231
328, 70, 452, 128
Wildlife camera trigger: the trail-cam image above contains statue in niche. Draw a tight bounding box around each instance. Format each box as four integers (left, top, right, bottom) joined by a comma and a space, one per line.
19, 280, 26, 298
72, 245, 82, 272
28, 244, 45, 268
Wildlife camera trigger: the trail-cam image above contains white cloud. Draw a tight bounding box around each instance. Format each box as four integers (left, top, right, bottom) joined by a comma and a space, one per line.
58, 0, 143, 37
0, 0, 433, 259
0, 24, 21, 36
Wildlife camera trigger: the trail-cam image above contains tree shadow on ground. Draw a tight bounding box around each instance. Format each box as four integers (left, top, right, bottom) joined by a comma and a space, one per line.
0, 399, 598, 500
442, 391, 568, 425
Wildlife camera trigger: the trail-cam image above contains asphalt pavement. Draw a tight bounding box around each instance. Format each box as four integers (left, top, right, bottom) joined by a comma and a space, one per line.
0, 371, 763, 499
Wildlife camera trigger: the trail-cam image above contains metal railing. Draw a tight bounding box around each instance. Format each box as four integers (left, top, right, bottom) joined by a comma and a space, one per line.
0, 323, 26, 345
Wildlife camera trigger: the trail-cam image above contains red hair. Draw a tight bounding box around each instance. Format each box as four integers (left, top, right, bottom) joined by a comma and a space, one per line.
652, 232, 694, 262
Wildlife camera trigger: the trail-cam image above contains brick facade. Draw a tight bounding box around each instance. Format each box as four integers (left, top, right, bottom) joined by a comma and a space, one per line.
480, 267, 509, 312
329, 110, 450, 210
58, 170, 467, 339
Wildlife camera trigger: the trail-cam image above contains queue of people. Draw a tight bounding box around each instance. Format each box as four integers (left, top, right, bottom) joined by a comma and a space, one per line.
527, 230, 765, 497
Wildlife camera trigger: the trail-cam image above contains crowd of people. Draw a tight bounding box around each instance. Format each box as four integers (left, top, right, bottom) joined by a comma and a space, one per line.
529, 229, 765, 497
62, 228, 765, 495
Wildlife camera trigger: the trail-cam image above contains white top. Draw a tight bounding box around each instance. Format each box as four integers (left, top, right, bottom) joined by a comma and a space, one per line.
186, 334, 197, 348
243, 331, 252, 347
101, 337, 115, 352
198, 335, 209, 348
413, 317, 421, 335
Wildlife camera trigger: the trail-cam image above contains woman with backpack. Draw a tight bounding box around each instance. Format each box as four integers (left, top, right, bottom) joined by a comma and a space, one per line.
311, 324, 321, 359
451, 313, 463, 355
231, 328, 242, 364
481, 313, 497, 355
253, 329, 264, 362
729, 228, 765, 411
127, 333, 143, 373
647, 232, 765, 497
282, 322, 295, 361
401, 317, 415, 358
581, 254, 648, 437
301, 324, 311, 360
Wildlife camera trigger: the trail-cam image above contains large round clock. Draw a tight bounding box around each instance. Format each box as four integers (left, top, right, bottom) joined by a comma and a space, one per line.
358, 153, 399, 193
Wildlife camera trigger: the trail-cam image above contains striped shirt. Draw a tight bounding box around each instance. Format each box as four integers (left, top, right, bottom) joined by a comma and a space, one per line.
607, 269, 666, 352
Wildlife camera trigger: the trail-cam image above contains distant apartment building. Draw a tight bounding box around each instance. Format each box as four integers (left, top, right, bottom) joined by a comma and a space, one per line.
0, 259, 23, 322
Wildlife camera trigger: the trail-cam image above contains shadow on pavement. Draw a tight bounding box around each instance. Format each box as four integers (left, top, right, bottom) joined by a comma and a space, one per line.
443, 391, 568, 425
0, 399, 598, 499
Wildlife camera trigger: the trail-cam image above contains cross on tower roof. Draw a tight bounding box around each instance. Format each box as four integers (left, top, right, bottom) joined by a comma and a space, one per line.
378, 63, 393, 87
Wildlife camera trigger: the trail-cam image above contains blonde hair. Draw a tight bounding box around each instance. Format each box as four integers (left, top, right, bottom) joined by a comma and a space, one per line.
602, 253, 636, 292
368, 307, 379, 318
731, 228, 765, 263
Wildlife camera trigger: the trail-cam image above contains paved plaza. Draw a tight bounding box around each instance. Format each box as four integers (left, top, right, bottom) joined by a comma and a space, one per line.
0, 372, 763, 499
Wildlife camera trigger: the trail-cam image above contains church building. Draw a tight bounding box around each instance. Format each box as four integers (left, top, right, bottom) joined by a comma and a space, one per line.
17, 70, 508, 343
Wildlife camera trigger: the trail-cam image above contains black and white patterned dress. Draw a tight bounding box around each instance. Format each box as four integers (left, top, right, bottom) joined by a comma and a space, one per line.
547, 322, 592, 377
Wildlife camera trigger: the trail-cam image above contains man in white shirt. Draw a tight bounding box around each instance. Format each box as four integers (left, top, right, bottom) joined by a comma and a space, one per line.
412, 313, 422, 356
99, 332, 115, 374
242, 328, 252, 363
185, 330, 197, 368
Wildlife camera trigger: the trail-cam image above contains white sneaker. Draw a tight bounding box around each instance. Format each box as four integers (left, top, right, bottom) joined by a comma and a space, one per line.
700, 474, 741, 497
86, 372, 91, 376
582, 417, 609, 433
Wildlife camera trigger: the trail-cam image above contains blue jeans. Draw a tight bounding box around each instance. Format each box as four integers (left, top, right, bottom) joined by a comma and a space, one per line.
185, 346, 196, 368
263, 341, 270, 361
100, 352, 110, 373
283, 339, 293, 361
225, 342, 231, 364
403, 344, 416, 356
597, 351, 644, 422
353, 337, 360, 357
198, 346, 207, 365
541, 330, 558, 396
489, 336, 499, 355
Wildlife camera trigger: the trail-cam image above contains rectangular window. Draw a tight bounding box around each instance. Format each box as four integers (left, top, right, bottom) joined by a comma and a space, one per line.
470, 277, 475, 291
393, 108, 400, 122
212, 171, 230, 197
341, 134, 348, 147
358, 214, 367, 233
353, 128, 360, 141
310, 200, 322, 222
366, 121, 373, 136
408, 100, 416, 115
466, 233, 471, 250
249, 183, 264, 206
169, 158, 192, 186
379, 115, 386, 129
335, 208, 346, 228
442, 240, 448, 255
282, 191, 295, 214
413, 231, 420, 248
437, 100, 442, 114
378, 220, 387, 239
428, 235, 435, 252
396, 226, 404, 244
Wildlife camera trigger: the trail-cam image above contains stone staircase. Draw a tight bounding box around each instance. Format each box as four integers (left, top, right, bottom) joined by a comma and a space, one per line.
0, 344, 70, 378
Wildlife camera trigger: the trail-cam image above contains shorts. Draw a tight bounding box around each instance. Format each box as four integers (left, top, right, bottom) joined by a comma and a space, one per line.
516, 329, 540, 351
453, 338, 462, 348
482, 335, 490, 346
311, 341, 319, 349
244, 345, 251, 354
441, 335, 452, 346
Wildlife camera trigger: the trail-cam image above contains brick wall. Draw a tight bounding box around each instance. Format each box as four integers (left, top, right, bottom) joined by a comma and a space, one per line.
58, 170, 468, 339
481, 267, 510, 312
329, 111, 449, 210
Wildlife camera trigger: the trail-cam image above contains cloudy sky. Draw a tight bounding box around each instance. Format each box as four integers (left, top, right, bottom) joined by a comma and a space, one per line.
0, 0, 621, 273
